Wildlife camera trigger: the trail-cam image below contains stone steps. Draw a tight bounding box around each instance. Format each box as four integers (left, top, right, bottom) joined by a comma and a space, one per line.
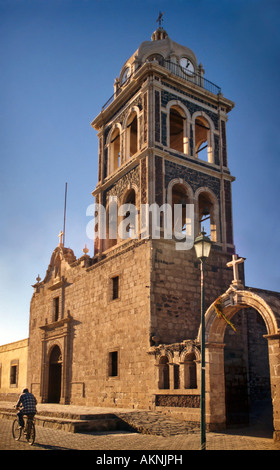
0, 406, 200, 436
0, 408, 124, 433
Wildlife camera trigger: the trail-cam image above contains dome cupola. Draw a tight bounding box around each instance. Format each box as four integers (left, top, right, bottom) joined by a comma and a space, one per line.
151, 26, 168, 42
118, 27, 198, 88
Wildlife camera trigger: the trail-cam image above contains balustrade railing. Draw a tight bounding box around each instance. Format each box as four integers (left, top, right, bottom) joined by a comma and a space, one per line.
101, 59, 221, 111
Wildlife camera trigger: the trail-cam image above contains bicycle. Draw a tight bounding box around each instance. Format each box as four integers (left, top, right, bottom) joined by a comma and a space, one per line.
12, 414, 36, 445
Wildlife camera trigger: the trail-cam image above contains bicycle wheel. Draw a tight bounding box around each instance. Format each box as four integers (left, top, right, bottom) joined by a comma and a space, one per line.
26, 420, 35, 445
12, 419, 22, 441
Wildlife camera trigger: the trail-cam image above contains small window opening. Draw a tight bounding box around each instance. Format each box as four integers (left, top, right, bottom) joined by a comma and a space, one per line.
53, 297, 59, 322
10, 365, 18, 386
112, 276, 119, 300
170, 108, 184, 153
109, 351, 118, 377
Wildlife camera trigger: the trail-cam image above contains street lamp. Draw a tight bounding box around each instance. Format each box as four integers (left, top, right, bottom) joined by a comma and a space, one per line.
194, 229, 212, 450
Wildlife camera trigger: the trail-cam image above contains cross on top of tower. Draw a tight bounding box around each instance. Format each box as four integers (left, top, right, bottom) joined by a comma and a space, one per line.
152, 12, 168, 41
156, 11, 164, 28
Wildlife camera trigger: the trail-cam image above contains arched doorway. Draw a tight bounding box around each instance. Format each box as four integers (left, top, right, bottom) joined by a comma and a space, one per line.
48, 345, 62, 403
197, 287, 280, 440
224, 307, 272, 427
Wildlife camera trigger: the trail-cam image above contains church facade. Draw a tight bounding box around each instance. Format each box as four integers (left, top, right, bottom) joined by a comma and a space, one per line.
23, 27, 280, 439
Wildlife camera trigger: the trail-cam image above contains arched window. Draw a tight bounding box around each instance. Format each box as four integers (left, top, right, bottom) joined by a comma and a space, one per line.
146, 53, 164, 65
126, 112, 138, 158
120, 66, 131, 86
158, 356, 170, 390
195, 116, 213, 163
198, 191, 218, 242
109, 128, 121, 173
183, 353, 197, 389
169, 106, 185, 153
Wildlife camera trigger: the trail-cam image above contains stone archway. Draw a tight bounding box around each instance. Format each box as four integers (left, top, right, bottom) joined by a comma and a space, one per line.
197, 286, 280, 441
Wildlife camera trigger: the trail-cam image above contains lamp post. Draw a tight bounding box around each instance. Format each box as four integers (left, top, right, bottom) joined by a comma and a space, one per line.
194, 229, 212, 451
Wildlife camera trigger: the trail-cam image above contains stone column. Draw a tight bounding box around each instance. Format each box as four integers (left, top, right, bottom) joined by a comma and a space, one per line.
205, 342, 226, 431
179, 361, 185, 390
265, 334, 280, 441
40, 331, 48, 403
169, 363, 174, 392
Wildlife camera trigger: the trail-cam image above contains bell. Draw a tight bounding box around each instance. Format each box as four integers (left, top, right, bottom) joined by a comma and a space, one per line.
178, 197, 187, 205
201, 205, 210, 216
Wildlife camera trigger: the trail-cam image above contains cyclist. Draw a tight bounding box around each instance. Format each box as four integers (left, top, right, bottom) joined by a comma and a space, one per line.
15, 388, 37, 428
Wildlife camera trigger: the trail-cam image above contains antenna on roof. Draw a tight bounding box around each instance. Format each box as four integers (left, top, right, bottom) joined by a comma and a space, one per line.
63, 182, 67, 246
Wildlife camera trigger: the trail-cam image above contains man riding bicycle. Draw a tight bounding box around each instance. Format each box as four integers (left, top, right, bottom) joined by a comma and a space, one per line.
16, 388, 37, 428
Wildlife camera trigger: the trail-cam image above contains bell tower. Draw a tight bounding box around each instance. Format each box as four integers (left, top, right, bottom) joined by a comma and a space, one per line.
28, 24, 262, 415
90, 25, 238, 346
91, 26, 235, 257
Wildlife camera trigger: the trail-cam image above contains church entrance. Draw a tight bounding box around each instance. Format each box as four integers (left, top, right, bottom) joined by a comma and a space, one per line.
48, 345, 62, 403
224, 308, 273, 430
202, 286, 280, 440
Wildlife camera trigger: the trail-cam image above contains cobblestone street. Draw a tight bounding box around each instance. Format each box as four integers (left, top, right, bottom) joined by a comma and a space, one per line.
1, 417, 280, 451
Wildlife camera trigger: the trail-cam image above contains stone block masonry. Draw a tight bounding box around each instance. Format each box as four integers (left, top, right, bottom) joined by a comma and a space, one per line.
150, 238, 235, 345
27, 240, 155, 409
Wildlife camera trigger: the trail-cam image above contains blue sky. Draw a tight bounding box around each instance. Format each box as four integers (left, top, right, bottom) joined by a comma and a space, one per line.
0, 0, 279, 345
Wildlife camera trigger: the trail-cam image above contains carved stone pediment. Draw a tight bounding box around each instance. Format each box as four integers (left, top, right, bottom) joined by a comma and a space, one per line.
40, 316, 72, 341
43, 246, 76, 284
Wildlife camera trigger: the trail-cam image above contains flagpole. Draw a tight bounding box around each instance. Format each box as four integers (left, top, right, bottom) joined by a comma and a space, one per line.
63, 182, 67, 246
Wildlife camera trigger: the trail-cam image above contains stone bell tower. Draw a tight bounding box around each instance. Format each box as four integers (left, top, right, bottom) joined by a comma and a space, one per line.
91, 25, 237, 346
91, 25, 235, 256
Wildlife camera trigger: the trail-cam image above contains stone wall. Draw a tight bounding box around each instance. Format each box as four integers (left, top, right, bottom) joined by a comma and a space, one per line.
27, 234, 237, 410
150, 239, 235, 345
27, 240, 155, 409
0, 338, 29, 401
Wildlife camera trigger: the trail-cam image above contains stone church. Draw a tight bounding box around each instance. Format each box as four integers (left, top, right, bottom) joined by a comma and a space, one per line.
16, 25, 280, 439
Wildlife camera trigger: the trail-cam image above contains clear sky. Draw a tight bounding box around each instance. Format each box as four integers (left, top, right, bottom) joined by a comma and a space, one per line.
0, 0, 279, 346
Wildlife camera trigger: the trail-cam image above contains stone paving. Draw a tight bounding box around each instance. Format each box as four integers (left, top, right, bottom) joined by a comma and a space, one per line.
1, 400, 280, 451
1, 417, 280, 451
